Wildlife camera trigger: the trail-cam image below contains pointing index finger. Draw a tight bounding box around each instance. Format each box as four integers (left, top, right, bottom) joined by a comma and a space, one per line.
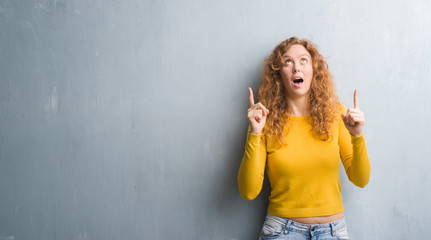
354, 89, 360, 109
248, 87, 255, 107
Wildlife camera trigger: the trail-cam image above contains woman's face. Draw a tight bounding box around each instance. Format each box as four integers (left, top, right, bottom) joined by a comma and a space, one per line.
280, 44, 313, 99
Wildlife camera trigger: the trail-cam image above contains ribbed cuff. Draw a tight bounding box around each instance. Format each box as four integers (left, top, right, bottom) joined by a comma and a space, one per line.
350, 133, 365, 145
247, 131, 262, 144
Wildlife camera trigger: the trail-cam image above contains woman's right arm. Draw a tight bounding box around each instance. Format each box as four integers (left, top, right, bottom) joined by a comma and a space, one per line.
237, 88, 269, 200
238, 130, 267, 200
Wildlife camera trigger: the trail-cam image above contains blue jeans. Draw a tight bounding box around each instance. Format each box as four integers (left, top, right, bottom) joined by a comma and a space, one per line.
258, 213, 349, 240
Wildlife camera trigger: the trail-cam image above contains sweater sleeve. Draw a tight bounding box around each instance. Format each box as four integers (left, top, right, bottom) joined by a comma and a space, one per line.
338, 104, 371, 188
237, 128, 267, 200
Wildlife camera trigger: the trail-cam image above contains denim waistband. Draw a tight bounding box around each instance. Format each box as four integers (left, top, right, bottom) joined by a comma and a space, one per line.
265, 213, 346, 235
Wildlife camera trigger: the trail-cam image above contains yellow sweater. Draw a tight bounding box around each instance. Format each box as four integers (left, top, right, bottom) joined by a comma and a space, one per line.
238, 104, 371, 218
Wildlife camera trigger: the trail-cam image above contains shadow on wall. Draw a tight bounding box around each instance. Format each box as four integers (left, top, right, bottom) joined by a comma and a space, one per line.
210, 84, 271, 238
215, 126, 271, 237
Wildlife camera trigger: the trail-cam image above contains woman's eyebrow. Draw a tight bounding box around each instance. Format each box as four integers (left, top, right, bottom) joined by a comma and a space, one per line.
282, 53, 311, 59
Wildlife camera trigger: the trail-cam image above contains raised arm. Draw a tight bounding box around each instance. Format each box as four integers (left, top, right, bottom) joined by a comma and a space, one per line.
238, 88, 269, 200
339, 90, 371, 188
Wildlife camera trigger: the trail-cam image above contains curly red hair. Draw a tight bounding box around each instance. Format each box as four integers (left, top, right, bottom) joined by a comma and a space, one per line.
258, 37, 340, 145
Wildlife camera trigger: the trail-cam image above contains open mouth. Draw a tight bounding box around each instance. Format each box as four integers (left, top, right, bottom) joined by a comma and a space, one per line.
293, 78, 304, 85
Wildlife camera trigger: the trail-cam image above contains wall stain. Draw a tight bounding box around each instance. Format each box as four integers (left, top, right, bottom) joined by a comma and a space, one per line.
34, 0, 57, 13
0, 0, 13, 19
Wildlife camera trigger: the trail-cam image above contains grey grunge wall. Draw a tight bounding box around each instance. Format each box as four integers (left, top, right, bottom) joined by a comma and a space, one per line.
1, 0, 430, 239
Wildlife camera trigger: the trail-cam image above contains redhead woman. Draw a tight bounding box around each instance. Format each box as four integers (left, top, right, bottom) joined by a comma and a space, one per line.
238, 37, 371, 240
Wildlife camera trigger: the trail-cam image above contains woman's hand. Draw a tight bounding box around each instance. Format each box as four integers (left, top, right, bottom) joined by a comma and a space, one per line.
247, 87, 269, 135
342, 90, 365, 137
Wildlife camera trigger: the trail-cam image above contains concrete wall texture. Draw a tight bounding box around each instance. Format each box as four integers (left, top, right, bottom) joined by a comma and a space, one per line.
1, 0, 431, 239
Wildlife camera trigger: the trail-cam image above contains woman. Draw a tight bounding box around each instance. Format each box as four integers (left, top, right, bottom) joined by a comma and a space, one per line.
238, 37, 371, 240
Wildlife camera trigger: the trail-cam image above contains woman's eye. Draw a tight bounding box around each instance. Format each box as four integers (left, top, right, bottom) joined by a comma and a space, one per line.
285, 59, 292, 65
301, 59, 308, 64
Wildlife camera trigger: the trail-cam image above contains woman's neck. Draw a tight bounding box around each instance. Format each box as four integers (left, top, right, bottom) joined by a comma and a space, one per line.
286, 94, 310, 117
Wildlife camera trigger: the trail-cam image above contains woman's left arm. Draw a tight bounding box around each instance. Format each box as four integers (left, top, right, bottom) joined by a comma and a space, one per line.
339, 90, 371, 188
